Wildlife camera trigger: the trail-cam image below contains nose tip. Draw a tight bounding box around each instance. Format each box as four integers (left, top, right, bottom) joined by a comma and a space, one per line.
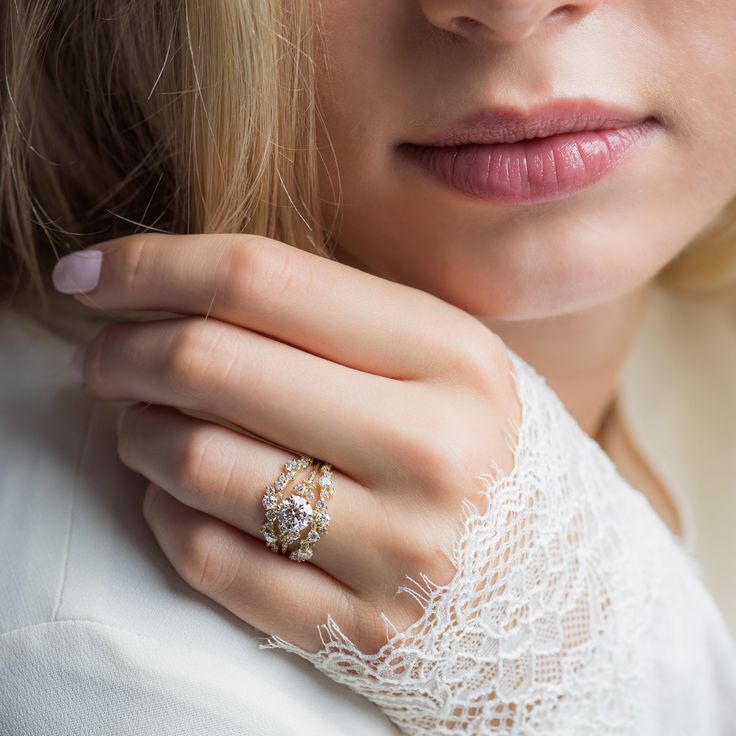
419, 1, 591, 45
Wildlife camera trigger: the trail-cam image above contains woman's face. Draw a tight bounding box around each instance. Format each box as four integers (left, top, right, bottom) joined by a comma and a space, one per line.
312, 0, 736, 320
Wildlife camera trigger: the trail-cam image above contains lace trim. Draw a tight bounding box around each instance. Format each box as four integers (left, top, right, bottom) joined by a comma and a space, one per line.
258, 347, 734, 735
264, 347, 526, 658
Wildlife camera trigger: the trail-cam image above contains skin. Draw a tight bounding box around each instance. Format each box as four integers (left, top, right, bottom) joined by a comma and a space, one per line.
55, 233, 521, 655
312, 0, 736, 440
52, 0, 736, 657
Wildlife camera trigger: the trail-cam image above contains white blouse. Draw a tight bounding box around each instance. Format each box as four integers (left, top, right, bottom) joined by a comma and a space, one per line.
1, 283, 734, 734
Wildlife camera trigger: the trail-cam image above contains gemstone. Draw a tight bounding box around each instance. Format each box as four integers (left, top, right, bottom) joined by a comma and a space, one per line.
314, 512, 330, 533
263, 530, 278, 546
262, 494, 277, 510
306, 530, 320, 544
290, 546, 313, 562
283, 529, 300, 544
277, 495, 313, 534
294, 484, 314, 501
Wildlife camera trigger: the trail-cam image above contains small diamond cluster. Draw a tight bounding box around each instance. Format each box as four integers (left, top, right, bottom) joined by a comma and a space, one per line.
260, 455, 334, 563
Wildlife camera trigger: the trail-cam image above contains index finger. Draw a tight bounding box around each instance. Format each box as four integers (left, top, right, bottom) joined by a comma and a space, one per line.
52, 233, 489, 380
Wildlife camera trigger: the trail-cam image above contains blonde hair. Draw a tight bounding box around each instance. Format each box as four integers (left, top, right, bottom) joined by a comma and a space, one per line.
1, 0, 735, 334
0, 0, 338, 332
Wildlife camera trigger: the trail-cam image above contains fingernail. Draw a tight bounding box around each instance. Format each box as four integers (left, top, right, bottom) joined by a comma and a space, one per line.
71, 343, 88, 384
116, 405, 129, 433
52, 250, 103, 293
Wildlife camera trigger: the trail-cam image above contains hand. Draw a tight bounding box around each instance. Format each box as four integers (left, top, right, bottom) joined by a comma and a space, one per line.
56, 232, 521, 655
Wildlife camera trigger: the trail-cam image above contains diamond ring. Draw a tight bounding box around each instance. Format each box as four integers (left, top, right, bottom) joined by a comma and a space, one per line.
260, 456, 334, 562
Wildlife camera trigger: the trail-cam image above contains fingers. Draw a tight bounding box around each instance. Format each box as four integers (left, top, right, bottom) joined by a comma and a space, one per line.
80, 315, 415, 488
58, 232, 487, 381
142, 483, 365, 654
119, 402, 395, 594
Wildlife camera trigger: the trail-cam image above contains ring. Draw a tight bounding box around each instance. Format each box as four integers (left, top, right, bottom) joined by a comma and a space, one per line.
260, 456, 334, 562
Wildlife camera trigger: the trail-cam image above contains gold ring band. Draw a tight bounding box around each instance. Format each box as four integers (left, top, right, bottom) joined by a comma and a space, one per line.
260, 456, 335, 562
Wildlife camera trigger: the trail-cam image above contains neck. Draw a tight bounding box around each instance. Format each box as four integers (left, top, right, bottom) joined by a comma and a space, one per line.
314, 238, 652, 446
479, 280, 654, 443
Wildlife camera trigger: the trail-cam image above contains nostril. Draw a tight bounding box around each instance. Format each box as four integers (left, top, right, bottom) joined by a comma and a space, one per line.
451, 16, 482, 32
551, 4, 580, 20
448, 4, 580, 41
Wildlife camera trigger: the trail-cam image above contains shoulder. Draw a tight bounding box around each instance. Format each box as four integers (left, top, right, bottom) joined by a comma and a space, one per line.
0, 307, 395, 736
0, 619, 363, 736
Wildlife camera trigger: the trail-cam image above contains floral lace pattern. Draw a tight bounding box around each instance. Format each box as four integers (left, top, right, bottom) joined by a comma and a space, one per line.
259, 348, 736, 735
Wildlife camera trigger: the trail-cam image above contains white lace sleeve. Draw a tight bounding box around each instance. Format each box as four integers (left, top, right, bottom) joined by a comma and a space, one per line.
258, 348, 736, 735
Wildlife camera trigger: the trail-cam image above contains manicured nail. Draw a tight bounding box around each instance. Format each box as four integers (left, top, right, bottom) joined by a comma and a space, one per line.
71, 343, 88, 384
52, 250, 103, 293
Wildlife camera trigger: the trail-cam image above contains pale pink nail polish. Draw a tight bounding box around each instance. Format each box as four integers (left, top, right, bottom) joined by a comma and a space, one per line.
52, 250, 103, 294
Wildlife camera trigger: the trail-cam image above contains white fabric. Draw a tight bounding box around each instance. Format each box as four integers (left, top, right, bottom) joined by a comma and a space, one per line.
1, 286, 735, 734
259, 345, 736, 735
0, 308, 400, 736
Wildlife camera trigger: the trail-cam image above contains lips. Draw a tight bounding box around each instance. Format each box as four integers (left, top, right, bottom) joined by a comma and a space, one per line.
400, 97, 659, 147
397, 98, 662, 205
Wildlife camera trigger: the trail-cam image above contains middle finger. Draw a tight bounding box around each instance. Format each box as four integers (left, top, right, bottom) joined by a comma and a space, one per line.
81, 315, 416, 490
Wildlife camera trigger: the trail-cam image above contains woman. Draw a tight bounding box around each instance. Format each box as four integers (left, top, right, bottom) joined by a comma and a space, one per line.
1, 0, 735, 733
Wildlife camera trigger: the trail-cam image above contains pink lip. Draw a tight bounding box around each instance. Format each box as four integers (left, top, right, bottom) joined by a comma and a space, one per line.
397, 98, 662, 205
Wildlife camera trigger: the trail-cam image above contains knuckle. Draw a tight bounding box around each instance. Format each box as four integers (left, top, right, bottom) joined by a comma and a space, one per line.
389, 411, 475, 496
383, 524, 440, 583
142, 483, 162, 524
176, 430, 226, 506
447, 329, 511, 396
222, 237, 313, 315
85, 322, 118, 392
119, 235, 149, 293
177, 523, 230, 593
164, 322, 203, 395
165, 319, 239, 398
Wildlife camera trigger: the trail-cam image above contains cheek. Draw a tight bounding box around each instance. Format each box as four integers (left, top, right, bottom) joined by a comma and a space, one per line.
650, 1, 736, 190
321, 197, 679, 321
322, 124, 732, 323
312, 0, 736, 322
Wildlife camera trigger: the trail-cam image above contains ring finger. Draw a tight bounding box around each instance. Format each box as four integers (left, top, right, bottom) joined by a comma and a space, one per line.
117, 401, 399, 595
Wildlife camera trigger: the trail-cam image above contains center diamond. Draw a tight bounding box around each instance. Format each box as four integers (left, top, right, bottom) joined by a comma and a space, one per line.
277, 495, 313, 534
